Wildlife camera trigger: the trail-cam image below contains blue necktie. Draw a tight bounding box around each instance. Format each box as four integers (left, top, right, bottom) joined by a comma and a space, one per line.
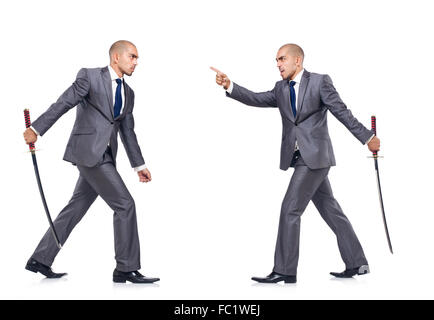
113, 78, 122, 118
289, 80, 297, 117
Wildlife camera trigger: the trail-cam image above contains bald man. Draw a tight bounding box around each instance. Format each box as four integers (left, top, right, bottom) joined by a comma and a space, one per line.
23, 40, 159, 283
211, 44, 380, 283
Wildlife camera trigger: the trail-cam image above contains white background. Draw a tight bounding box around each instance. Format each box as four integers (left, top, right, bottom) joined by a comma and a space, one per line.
1, 0, 433, 300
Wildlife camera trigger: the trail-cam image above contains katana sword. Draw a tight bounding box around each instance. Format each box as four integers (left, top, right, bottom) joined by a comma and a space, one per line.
24, 109, 62, 249
370, 115, 393, 254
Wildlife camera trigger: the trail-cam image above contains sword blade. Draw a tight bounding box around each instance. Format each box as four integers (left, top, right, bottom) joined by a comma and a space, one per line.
374, 158, 393, 254
31, 153, 62, 249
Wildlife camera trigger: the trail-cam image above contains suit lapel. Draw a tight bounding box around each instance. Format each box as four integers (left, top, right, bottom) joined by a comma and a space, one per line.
120, 81, 131, 118
282, 81, 295, 122
101, 67, 114, 119
295, 70, 310, 122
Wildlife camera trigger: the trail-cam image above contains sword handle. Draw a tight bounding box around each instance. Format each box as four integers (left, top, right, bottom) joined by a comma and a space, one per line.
24, 109, 36, 152
371, 115, 377, 158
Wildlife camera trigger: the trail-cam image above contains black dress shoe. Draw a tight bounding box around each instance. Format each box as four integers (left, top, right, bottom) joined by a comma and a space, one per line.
330, 265, 370, 278
113, 269, 160, 284
25, 258, 67, 279
252, 271, 296, 284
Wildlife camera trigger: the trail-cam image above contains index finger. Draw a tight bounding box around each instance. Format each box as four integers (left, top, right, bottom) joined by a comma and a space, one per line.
210, 66, 223, 75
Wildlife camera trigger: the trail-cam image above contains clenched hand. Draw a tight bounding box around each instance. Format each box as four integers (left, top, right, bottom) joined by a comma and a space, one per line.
368, 136, 380, 153
23, 127, 37, 144
138, 168, 152, 183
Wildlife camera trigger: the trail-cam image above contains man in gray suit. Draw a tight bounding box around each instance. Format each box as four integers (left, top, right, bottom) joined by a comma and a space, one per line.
211, 44, 380, 283
23, 40, 159, 283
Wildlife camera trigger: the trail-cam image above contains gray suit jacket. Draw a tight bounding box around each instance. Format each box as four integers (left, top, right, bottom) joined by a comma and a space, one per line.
227, 70, 373, 170
32, 67, 145, 168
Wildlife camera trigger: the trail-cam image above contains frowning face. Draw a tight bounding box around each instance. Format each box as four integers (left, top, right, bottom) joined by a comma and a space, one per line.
116, 44, 139, 76
276, 47, 301, 80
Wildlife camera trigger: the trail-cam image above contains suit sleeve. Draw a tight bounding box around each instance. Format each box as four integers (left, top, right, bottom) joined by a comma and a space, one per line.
319, 75, 373, 144
32, 68, 90, 136
226, 82, 277, 108
119, 92, 146, 168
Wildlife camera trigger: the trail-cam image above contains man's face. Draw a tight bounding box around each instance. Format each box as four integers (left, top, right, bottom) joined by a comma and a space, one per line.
116, 45, 139, 76
276, 48, 299, 80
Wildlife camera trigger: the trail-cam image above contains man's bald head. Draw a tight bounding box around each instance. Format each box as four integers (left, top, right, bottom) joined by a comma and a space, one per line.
278, 43, 304, 62
109, 40, 136, 61
276, 43, 304, 80
109, 40, 139, 77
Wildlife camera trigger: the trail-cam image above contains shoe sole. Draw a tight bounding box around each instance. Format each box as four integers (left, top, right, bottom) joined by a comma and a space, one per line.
330, 274, 354, 278
358, 265, 370, 275
252, 278, 296, 284
113, 276, 159, 284
330, 270, 370, 278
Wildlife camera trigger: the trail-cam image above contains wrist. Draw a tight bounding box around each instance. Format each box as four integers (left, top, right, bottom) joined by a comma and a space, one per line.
223, 80, 230, 90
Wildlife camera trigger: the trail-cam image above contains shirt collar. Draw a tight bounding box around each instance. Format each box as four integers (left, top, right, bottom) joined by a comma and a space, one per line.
291, 68, 304, 84
108, 65, 123, 81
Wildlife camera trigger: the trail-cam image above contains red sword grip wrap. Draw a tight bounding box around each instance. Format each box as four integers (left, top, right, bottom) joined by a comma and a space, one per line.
24, 109, 35, 152
371, 115, 377, 158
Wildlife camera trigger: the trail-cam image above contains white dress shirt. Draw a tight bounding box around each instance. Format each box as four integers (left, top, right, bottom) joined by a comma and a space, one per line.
31, 65, 147, 172
225, 69, 374, 147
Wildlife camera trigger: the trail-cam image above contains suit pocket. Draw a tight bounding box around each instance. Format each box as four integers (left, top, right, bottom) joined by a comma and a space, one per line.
72, 127, 96, 135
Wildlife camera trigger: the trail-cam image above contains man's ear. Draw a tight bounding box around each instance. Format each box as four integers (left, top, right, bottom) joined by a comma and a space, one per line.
113, 52, 119, 63
296, 56, 302, 66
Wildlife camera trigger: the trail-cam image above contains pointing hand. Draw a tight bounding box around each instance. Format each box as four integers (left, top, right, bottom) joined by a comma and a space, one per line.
210, 67, 231, 90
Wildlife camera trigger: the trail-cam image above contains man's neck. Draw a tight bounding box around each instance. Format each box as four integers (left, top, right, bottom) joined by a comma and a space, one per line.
110, 63, 123, 78
290, 67, 304, 80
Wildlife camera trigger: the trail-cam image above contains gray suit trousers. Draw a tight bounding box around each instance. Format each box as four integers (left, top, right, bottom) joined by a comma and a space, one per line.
31, 149, 141, 272
273, 153, 368, 275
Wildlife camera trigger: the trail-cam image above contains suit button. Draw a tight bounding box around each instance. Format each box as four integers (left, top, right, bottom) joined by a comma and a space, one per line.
111, 122, 114, 125
294, 123, 298, 126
